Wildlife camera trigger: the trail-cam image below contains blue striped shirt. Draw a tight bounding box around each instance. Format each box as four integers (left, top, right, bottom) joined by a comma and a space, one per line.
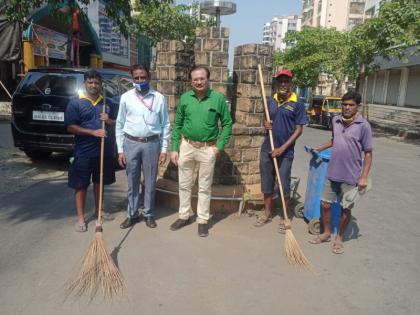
116, 88, 170, 153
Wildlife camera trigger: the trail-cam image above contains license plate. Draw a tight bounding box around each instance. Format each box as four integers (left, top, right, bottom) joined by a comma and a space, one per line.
32, 111, 64, 122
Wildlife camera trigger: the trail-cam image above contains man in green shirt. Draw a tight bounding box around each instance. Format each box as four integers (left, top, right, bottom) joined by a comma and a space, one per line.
170, 65, 233, 237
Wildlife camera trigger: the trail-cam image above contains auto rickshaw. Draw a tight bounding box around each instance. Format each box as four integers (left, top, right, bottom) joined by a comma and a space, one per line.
307, 96, 342, 130
306, 95, 324, 126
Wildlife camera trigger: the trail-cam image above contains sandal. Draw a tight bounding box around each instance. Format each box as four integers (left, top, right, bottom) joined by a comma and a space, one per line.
74, 222, 87, 232
332, 240, 344, 254
308, 234, 331, 244
253, 213, 272, 227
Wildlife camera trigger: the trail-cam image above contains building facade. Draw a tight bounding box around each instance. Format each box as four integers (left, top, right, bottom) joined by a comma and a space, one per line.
358, 0, 419, 108
262, 15, 302, 51
364, 0, 384, 19
302, 0, 365, 31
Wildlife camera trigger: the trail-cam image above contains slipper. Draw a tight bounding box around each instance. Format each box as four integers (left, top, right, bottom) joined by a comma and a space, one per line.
332, 241, 344, 254
308, 235, 331, 244
253, 213, 272, 227
74, 222, 87, 232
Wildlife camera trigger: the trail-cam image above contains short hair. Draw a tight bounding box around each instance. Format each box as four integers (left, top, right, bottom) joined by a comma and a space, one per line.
189, 65, 210, 80
342, 90, 362, 105
130, 64, 150, 77
84, 70, 102, 81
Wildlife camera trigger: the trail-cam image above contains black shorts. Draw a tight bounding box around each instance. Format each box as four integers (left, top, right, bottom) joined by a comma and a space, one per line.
260, 150, 293, 198
68, 156, 116, 189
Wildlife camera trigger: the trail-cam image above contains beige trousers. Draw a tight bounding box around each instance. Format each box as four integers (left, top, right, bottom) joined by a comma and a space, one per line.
178, 139, 216, 224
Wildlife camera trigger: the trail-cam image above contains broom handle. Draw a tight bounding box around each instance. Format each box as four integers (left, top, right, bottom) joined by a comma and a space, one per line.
257, 64, 289, 221
97, 93, 106, 226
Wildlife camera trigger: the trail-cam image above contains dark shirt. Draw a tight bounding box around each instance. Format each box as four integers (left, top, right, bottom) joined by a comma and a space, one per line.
261, 92, 307, 158
65, 93, 118, 158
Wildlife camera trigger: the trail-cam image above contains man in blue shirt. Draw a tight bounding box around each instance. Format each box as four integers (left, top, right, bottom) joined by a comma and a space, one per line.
255, 69, 307, 231
116, 64, 170, 229
65, 70, 117, 232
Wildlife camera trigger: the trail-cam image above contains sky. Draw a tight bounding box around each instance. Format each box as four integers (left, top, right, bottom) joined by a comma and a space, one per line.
177, 0, 302, 69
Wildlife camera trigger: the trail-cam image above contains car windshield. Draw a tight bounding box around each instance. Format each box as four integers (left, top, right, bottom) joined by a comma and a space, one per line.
18, 72, 84, 96
326, 99, 342, 109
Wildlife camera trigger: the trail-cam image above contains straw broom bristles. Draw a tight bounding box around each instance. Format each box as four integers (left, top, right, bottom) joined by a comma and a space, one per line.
283, 220, 314, 272
66, 227, 125, 300
66, 98, 125, 300
257, 64, 314, 271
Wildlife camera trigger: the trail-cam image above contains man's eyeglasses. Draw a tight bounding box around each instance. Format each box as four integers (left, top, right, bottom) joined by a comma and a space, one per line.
133, 76, 148, 80
192, 78, 207, 83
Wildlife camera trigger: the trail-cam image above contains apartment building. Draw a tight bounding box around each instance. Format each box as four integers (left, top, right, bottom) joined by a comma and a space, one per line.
262, 15, 302, 51
364, 0, 386, 19
302, 0, 365, 31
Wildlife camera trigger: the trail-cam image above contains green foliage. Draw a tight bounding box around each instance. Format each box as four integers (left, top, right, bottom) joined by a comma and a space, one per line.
274, 0, 420, 87
131, 0, 204, 46
1, 0, 203, 45
348, 0, 420, 75
278, 27, 350, 88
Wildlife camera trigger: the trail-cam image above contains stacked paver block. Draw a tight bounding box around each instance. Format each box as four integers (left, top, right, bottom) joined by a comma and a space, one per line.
151, 40, 193, 180
219, 44, 273, 189
153, 33, 274, 213
194, 27, 230, 100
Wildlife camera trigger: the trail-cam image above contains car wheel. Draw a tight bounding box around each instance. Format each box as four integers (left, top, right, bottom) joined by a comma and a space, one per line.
308, 218, 321, 235
24, 150, 52, 161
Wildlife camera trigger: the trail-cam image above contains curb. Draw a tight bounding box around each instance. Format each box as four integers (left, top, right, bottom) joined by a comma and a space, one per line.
0, 114, 11, 121
0, 102, 11, 121
370, 121, 420, 140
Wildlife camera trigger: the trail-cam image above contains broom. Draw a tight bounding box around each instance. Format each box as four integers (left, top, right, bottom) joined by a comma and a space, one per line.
66, 88, 125, 300
257, 64, 314, 271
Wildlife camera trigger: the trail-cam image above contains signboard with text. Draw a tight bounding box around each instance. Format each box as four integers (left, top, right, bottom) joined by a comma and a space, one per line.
32, 25, 67, 60
98, 0, 129, 66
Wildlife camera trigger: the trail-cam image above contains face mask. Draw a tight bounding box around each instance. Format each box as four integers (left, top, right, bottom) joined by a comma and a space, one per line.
133, 81, 149, 92
278, 87, 289, 95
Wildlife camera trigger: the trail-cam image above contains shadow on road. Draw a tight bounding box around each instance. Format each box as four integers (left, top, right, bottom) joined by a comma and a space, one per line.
344, 216, 361, 241
110, 225, 135, 268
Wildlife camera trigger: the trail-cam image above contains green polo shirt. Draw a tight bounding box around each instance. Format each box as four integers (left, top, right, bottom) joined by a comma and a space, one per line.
171, 88, 233, 152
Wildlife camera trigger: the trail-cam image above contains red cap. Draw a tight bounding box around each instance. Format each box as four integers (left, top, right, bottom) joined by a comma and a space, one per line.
276, 69, 293, 78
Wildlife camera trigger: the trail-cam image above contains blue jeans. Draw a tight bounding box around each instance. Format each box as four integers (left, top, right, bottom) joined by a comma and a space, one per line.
123, 137, 160, 218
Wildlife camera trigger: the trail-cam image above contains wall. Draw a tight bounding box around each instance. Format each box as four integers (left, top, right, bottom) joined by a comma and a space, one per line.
360, 65, 420, 108
151, 27, 274, 212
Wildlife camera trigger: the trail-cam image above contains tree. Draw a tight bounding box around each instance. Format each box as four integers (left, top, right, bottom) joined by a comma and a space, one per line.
348, 0, 420, 76
275, 27, 350, 92
1, 0, 206, 47
130, 0, 206, 46
274, 0, 420, 92
0, 0, 133, 35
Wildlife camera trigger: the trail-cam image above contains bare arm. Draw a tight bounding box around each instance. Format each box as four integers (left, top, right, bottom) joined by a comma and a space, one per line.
358, 151, 372, 190
314, 139, 333, 151
270, 124, 303, 158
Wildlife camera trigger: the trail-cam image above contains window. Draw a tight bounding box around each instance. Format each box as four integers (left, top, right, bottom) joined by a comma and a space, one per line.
349, 2, 365, 14
348, 18, 363, 29
18, 72, 83, 97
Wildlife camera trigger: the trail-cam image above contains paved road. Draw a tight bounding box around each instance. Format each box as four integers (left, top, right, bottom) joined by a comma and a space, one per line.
0, 126, 419, 315
0, 120, 13, 148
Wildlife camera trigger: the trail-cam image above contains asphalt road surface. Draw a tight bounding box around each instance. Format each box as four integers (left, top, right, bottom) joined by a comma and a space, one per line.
0, 120, 13, 148
0, 125, 419, 315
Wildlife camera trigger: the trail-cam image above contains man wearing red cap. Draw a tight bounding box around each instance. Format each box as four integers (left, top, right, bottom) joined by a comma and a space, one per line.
254, 69, 307, 232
